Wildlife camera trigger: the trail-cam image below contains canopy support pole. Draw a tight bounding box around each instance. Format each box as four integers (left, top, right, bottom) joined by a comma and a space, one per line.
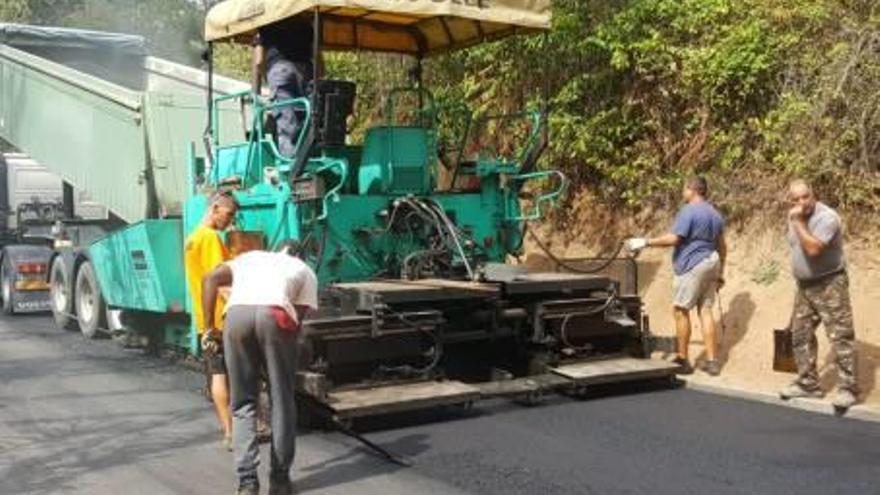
203, 42, 215, 184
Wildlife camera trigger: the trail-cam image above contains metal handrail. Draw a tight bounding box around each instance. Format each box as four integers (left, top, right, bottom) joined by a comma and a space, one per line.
210, 91, 311, 186
312, 160, 348, 223
507, 170, 567, 221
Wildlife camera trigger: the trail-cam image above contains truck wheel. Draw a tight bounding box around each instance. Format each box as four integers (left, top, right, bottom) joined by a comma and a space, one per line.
50, 257, 77, 331
74, 261, 107, 339
1, 260, 15, 315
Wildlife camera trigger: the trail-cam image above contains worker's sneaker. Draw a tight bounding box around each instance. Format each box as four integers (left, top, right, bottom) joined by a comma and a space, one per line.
779, 383, 824, 400
832, 389, 858, 410
672, 356, 694, 375
268, 478, 295, 495
222, 434, 233, 453
236, 484, 259, 495
700, 360, 722, 377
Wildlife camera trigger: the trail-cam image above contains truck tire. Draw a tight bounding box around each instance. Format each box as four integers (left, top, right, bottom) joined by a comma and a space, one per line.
1, 259, 15, 315
50, 257, 77, 331
74, 261, 107, 339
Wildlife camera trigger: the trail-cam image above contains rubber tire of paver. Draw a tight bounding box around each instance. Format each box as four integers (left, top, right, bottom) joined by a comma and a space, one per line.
50, 256, 78, 331
74, 261, 107, 339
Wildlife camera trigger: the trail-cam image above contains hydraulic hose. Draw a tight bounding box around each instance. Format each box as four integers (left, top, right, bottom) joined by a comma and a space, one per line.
525, 224, 627, 275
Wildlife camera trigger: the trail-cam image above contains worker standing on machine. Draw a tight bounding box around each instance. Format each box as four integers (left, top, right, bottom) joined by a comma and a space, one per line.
184, 191, 238, 451
625, 177, 726, 376
202, 242, 318, 495
252, 17, 315, 158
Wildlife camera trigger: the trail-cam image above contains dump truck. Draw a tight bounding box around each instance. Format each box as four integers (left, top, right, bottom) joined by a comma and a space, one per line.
0, 23, 248, 333
0, 1, 678, 424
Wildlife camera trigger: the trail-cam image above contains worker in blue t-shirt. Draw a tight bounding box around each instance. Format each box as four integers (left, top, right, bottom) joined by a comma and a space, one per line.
626, 177, 727, 376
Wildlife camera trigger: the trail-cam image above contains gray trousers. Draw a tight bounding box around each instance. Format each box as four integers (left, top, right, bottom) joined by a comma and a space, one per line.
267, 59, 313, 157
224, 305, 298, 488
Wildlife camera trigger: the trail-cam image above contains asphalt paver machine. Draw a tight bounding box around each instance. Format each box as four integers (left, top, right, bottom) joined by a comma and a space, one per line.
190, 0, 679, 420
1, 3, 678, 424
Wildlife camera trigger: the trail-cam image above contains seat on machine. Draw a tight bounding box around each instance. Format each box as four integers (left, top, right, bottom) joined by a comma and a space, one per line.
358, 126, 432, 195
213, 141, 280, 186
310, 79, 356, 147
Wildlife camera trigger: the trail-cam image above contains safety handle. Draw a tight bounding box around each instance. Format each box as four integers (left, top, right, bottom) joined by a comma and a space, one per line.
312, 160, 348, 223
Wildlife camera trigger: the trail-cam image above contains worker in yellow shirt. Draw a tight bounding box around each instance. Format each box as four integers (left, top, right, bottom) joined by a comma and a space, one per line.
185, 191, 238, 451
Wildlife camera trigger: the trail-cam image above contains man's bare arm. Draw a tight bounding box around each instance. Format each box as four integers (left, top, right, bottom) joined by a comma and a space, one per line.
647, 233, 681, 248
294, 304, 312, 321
203, 265, 233, 331
791, 220, 826, 257
251, 43, 266, 96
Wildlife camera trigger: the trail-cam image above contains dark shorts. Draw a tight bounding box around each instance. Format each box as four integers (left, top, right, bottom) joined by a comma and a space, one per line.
205, 346, 227, 375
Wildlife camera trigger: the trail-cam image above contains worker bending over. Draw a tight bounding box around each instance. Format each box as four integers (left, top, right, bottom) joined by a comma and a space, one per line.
184, 191, 238, 450
202, 242, 318, 495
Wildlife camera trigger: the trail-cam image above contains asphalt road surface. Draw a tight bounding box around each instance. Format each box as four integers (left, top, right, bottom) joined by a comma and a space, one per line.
1, 314, 878, 495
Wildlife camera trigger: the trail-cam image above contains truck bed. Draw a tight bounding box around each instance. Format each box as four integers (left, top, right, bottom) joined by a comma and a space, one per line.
0, 25, 248, 222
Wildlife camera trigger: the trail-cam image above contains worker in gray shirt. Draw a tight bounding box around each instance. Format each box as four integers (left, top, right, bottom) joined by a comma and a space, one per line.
779, 179, 858, 411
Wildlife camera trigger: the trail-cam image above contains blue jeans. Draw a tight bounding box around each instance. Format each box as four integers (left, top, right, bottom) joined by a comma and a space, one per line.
267, 59, 312, 157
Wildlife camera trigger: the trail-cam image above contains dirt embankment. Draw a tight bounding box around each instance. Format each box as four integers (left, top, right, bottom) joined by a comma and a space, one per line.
527, 196, 880, 405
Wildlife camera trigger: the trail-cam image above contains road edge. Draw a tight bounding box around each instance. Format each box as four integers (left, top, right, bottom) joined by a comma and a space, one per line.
681, 379, 880, 423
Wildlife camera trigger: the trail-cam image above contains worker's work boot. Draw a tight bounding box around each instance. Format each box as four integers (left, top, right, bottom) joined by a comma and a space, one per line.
236, 484, 259, 495
700, 360, 721, 377
832, 389, 857, 410
268, 478, 294, 495
779, 383, 824, 400
672, 356, 693, 375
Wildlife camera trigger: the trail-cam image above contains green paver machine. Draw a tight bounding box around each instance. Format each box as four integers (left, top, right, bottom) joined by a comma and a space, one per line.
1, 3, 677, 422
181, 0, 677, 418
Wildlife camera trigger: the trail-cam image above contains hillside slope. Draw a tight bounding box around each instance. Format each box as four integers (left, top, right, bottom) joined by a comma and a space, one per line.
526, 215, 880, 406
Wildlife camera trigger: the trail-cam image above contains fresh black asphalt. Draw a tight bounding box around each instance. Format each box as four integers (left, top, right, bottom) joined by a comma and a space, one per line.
1, 314, 877, 495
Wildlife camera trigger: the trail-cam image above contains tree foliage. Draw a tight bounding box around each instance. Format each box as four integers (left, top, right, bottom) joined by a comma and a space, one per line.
0, 0, 32, 23
5, 0, 880, 223
1, 0, 205, 64
433, 0, 880, 222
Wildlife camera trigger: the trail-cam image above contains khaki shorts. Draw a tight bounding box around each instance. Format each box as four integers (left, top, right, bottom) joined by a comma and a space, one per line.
673, 251, 720, 310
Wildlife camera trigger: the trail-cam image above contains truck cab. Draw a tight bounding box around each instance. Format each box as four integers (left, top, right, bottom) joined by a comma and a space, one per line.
0, 152, 108, 314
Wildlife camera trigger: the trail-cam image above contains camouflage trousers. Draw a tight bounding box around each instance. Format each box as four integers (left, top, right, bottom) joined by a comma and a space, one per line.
791, 271, 858, 393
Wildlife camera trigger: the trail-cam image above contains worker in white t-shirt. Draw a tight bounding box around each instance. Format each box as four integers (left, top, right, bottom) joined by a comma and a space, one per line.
201, 241, 318, 495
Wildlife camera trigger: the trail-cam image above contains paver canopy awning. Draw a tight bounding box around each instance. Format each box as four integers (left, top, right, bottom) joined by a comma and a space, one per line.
205, 0, 551, 56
